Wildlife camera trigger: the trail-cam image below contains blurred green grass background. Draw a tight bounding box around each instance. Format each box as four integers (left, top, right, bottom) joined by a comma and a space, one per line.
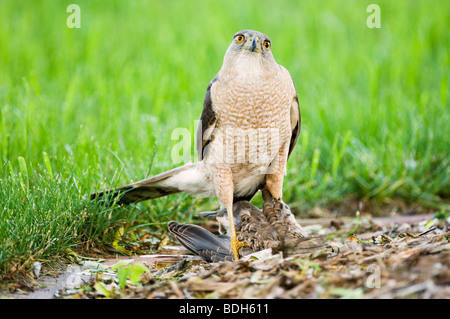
0, 0, 448, 278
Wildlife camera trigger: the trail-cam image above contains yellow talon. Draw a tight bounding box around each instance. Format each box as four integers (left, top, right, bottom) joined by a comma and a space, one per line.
230, 236, 247, 260
226, 203, 248, 261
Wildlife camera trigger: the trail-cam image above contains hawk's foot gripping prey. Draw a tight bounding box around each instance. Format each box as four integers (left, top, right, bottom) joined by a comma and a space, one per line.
168, 201, 314, 262
91, 30, 302, 261
230, 235, 248, 260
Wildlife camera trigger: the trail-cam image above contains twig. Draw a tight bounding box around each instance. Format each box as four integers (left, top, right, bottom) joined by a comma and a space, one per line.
169, 280, 185, 298
346, 211, 360, 237
358, 248, 394, 264
418, 226, 437, 237
15, 247, 45, 275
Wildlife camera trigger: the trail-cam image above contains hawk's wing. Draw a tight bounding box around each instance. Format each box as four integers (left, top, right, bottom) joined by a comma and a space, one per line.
288, 94, 301, 159
196, 76, 219, 161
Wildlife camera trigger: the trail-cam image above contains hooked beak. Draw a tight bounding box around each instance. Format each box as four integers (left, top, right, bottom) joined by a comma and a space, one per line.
249, 38, 257, 52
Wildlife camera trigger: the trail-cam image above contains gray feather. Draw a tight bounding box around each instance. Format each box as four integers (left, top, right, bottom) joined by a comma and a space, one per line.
168, 221, 233, 262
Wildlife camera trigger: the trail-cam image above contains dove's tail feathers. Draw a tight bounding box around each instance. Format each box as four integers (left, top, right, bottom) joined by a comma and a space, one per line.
281, 235, 326, 257
168, 221, 233, 262
90, 163, 213, 205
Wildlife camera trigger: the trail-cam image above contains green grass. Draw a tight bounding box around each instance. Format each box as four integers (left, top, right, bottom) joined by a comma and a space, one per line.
0, 0, 448, 279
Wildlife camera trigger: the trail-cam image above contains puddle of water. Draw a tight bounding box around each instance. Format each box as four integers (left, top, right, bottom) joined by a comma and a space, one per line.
4, 250, 191, 299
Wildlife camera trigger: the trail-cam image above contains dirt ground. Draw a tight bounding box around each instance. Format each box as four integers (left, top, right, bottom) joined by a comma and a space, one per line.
4, 201, 450, 299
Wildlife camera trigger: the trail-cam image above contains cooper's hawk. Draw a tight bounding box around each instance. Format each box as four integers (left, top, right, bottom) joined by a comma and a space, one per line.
92, 30, 301, 260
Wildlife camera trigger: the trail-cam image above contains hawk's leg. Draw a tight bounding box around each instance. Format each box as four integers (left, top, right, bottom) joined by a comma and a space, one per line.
214, 167, 244, 260
265, 141, 289, 202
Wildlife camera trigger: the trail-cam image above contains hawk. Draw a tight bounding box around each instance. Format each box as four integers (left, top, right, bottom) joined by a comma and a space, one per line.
92, 30, 302, 260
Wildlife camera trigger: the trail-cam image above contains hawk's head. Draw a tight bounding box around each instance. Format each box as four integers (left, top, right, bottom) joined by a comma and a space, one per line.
222, 30, 278, 76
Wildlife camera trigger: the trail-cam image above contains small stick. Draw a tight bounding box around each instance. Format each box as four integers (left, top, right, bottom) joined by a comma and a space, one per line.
169, 280, 185, 298
418, 226, 437, 237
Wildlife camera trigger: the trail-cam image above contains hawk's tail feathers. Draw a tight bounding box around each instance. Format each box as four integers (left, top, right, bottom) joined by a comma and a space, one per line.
90, 163, 211, 205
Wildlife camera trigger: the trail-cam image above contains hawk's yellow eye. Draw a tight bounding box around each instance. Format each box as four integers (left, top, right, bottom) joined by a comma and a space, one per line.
236, 35, 245, 43
264, 40, 271, 49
